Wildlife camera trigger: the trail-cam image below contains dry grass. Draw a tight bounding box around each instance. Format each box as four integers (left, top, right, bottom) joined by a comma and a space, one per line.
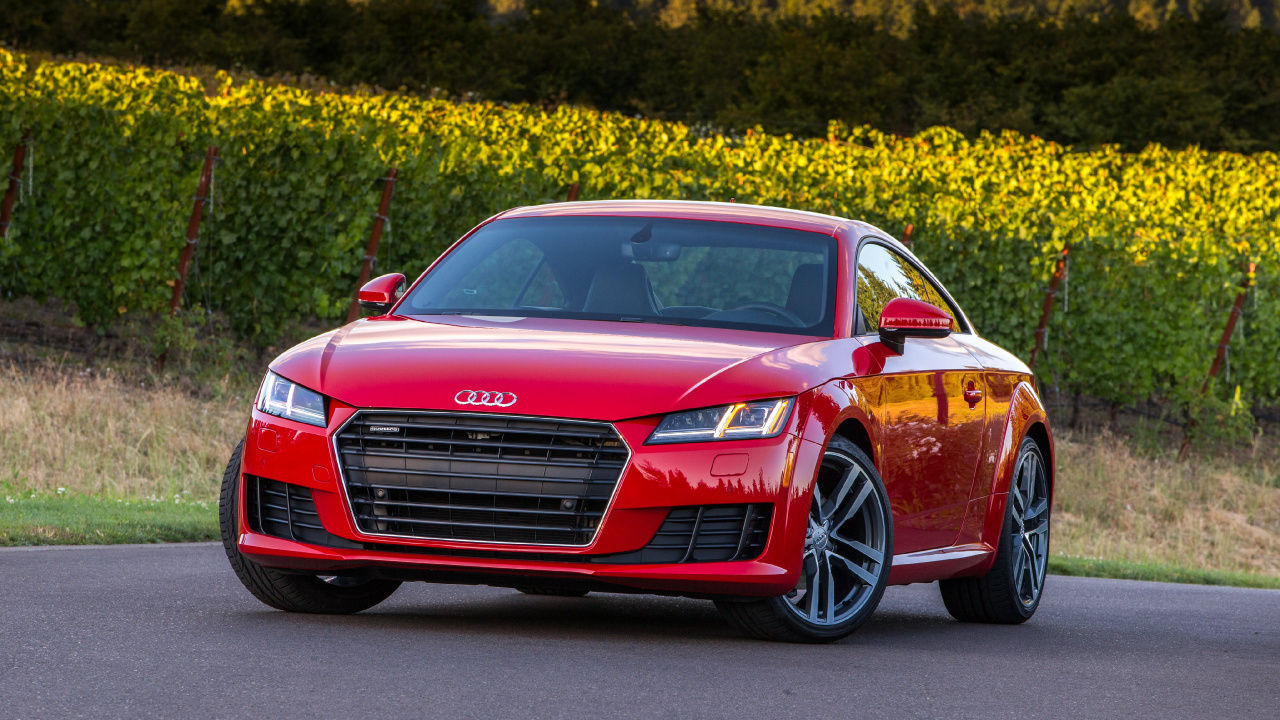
1053, 430, 1280, 577
0, 364, 247, 501
3, 363, 1279, 580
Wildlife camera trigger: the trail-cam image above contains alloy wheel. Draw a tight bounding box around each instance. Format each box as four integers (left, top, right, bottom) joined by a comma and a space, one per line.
1008, 447, 1050, 607
784, 450, 888, 625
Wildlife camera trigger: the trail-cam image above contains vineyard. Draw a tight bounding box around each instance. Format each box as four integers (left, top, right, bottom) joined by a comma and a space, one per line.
1, 49, 1277, 420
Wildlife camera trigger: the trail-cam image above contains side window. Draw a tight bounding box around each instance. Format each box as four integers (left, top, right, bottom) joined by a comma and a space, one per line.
439, 239, 560, 309
899, 262, 959, 330
855, 243, 958, 333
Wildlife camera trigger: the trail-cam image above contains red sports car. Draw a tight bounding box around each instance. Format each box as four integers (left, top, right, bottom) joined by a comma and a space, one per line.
220, 200, 1053, 642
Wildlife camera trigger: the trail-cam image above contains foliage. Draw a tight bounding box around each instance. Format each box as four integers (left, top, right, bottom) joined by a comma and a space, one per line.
150, 309, 202, 361
0, 49, 1277, 415
3, 1, 1280, 151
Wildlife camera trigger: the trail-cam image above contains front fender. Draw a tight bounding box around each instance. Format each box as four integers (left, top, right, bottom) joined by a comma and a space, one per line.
763, 378, 886, 584
796, 377, 885, 470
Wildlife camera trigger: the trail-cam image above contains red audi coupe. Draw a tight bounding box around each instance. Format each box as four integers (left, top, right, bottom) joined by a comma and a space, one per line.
220, 200, 1053, 642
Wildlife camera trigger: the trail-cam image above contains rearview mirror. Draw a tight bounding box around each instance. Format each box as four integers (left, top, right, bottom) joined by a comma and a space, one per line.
622, 241, 682, 262
359, 273, 407, 314
877, 297, 952, 354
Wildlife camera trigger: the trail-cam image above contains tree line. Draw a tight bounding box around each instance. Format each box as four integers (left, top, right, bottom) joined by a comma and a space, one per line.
3, 0, 1280, 151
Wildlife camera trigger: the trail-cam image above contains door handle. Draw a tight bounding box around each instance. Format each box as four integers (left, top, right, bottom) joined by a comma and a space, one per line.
963, 388, 983, 409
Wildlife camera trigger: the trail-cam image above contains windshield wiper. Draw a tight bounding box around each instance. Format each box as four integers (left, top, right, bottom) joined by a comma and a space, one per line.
619, 316, 687, 326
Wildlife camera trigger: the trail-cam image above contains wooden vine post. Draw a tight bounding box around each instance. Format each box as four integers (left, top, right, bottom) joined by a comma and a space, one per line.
1028, 244, 1071, 372
347, 168, 399, 323
566, 182, 580, 202
169, 146, 219, 315
1178, 261, 1258, 460
0, 131, 31, 240
901, 223, 914, 251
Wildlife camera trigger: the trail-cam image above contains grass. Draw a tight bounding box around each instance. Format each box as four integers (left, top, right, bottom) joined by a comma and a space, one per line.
1050, 429, 1280, 578
0, 362, 249, 501
1, 358, 1278, 590
1048, 554, 1280, 590
0, 493, 218, 545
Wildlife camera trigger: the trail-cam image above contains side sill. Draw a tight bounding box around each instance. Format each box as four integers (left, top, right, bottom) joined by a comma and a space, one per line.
887, 542, 994, 585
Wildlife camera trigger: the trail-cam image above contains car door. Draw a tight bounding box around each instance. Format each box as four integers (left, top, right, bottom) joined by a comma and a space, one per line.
854, 242, 988, 554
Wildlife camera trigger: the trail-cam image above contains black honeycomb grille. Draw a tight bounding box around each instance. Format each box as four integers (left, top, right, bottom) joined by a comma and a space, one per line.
336, 412, 629, 546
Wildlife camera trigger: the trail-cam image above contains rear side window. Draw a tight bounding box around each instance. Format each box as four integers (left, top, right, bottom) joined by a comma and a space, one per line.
855, 243, 958, 333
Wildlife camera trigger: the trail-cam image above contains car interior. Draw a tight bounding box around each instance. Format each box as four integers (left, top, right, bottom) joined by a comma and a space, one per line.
404, 216, 839, 335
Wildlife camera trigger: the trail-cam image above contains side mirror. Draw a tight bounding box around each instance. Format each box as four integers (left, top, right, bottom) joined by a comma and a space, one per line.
358, 273, 407, 315
877, 297, 952, 355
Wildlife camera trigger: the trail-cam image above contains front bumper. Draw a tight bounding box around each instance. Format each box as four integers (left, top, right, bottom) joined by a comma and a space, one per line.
237, 403, 822, 598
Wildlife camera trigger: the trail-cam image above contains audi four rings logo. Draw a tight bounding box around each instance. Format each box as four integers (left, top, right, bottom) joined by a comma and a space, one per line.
454, 390, 517, 407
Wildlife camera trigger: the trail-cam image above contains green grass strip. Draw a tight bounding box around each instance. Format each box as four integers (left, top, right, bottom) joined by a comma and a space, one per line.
0, 495, 218, 546
4, 497, 1279, 593
1050, 554, 1280, 590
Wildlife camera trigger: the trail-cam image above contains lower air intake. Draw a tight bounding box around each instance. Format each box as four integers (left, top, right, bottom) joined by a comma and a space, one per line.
244, 475, 359, 548
604, 504, 773, 564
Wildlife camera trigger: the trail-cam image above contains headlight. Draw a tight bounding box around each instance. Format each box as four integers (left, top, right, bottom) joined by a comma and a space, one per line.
256, 372, 327, 427
647, 398, 793, 445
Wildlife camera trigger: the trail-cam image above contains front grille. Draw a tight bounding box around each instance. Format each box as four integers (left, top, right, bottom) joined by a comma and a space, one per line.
335, 411, 630, 546
244, 475, 359, 548
603, 504, 773, 564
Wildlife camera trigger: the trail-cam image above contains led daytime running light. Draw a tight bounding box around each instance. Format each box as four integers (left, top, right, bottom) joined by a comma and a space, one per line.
713, 403, 746, 439
647, 398, 793, 445
256, 372, 328, 427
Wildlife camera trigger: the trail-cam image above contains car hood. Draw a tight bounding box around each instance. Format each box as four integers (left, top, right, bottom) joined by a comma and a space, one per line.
269, 315, 847, 421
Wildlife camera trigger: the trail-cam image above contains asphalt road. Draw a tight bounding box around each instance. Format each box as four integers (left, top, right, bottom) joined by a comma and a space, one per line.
2, 543, 1277, 720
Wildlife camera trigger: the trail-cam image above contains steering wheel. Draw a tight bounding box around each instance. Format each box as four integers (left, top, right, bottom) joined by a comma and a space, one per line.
726, 302, 806, 327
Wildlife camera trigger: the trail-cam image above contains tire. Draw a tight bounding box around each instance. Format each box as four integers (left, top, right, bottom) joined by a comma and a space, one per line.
716, 436, 893, 643
939, 436, 1050, 624
219, 437, 401, 614
516, 588, 590, 597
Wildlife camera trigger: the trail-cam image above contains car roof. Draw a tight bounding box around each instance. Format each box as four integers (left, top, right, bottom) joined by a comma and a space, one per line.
500, 200, 890, 240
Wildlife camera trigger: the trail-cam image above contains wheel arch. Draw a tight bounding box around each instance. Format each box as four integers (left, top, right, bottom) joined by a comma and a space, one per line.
985, 380, 1053, 498
833, 417, 875, 468
972, 380, 1054, 556
797, 377, 884, 471
1023, 420, 1055, 502
782, 379, 885, 581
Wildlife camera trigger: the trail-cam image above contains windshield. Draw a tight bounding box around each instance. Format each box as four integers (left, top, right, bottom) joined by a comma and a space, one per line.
401, 216, 838, 336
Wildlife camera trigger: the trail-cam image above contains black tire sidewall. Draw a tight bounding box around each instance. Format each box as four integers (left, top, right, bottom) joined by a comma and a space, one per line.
218, 437, 247, 563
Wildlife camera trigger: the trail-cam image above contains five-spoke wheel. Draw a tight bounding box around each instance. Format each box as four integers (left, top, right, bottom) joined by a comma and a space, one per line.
784, 447, 889, 626
716, 436, 892, 642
